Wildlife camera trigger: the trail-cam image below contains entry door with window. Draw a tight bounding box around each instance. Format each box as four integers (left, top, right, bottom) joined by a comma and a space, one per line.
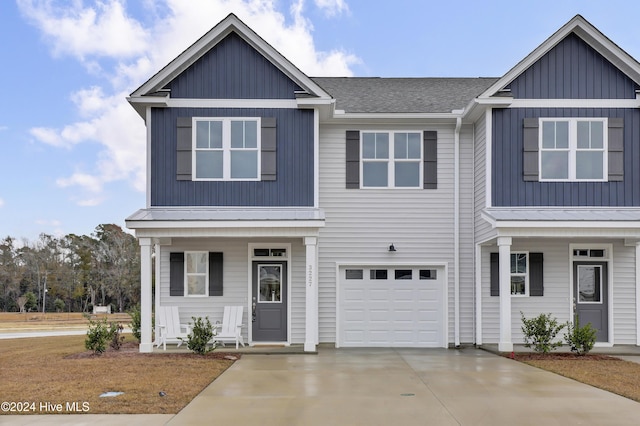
252, 261, 287, 342
573, 262, 608, 342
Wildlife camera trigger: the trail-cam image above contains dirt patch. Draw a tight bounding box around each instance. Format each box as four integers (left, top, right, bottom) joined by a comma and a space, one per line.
65, 341, 241, 361
510, 352, 620, 361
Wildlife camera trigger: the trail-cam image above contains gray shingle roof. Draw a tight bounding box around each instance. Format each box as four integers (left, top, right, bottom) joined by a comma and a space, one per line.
311, 77, 499, 113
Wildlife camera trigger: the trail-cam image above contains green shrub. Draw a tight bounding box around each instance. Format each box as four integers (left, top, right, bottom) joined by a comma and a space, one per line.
54, 298, 65, 312
183, 316, 216, 355
109, 322, 125, 350
130, 304, 141, 342
521, 312, 565, 353
85, 317, 110, 354
129, 305, 154, 343
564, 317, 597, 356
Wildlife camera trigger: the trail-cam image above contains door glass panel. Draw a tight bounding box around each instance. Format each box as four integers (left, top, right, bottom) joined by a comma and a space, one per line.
577, 265, 602, 303
258, 265, 282, 302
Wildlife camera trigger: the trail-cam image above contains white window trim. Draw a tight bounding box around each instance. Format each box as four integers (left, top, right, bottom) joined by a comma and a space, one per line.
360, 131, 423, 189
511, 251, 529, 297
192, 117, 261, 181
538, 117, 608, 182
184, 251, 209, 297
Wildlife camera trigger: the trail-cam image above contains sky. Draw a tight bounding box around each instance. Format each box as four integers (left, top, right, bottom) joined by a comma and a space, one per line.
2, 0, 640, 242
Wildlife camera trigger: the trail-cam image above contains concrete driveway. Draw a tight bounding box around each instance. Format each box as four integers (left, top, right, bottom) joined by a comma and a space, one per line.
169, 347, 640, 425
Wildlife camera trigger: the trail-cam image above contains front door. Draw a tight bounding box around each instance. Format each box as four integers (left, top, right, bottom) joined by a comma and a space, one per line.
573, 262, 608, 342
252, 261, 287, 342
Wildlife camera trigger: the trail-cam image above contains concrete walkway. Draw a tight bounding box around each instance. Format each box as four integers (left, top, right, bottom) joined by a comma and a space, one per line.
3, 347, 640, 425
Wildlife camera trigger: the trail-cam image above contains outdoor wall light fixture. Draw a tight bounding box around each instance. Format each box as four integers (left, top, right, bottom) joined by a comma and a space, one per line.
388, 244, 396, 252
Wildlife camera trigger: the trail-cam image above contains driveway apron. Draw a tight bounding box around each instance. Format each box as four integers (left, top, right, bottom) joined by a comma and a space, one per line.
169, 347, 640, 425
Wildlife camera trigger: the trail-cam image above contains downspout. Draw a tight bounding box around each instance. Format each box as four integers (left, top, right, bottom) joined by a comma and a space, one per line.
454, 114, 462, 348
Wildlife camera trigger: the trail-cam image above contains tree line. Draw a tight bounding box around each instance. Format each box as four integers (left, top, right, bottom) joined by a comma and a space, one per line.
0, 224, 140, 313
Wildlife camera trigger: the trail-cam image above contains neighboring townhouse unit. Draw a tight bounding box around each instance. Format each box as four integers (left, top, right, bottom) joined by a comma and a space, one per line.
126, 14, 640, 353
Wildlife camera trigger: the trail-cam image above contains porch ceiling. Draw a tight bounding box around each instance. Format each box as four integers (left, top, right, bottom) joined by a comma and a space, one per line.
482, 207, 640, 239
125, 208, 325, 238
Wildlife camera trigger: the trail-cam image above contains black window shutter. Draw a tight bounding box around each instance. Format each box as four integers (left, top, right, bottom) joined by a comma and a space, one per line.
176, 117, 192, 180
261, 117, 277, 181
209, 252, 223, 296
608, 117, 624, 181
529, 253, 544, 296
523, 118, 539, 181
346, 131, 360, 188
423, 131, 437, 189
169, 252, 185, 296
490, 253, 499, 296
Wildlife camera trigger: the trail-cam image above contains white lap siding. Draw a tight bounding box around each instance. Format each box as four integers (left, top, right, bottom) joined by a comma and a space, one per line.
481, 239, 637, 345
612, 242, 636, 344
158, 238, 306, 344
481, 240, 571, 343
318, 123, 474, 346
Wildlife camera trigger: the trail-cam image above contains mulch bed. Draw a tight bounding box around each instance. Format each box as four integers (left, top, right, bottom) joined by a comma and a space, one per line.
65, 341, 241, 360
507, 352, 620, 361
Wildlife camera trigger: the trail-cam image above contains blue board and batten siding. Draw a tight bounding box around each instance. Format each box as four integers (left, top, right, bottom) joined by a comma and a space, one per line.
167, 32, 302, 99
150, 31, 314, 207
507, 33, 638, 99
492, 108, 640, 206
493, 32, 640, 207
150, 107, 314, 207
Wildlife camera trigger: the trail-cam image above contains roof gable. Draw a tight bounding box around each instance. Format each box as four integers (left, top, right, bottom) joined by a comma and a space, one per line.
507, 33, 638, 99
478, 15, 640, 100
130, 14, 330, 100
166, 32, 302, 99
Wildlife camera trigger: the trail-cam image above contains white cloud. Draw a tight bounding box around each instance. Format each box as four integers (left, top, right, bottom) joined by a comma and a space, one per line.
314, 0, 349, 17
19, 0, 358, 206
17, 0, 149, 61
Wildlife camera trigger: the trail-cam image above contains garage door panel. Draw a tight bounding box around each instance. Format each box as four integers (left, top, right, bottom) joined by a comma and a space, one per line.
339, 266, 445, 348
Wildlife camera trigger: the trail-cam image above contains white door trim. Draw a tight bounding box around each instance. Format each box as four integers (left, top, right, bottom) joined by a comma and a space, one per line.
569, 243, 613, 347
247, 243, 292, 346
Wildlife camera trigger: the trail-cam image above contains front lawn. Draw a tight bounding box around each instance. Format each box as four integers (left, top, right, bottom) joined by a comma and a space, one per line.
0, 335, 234, 414
514, 353, 640, 402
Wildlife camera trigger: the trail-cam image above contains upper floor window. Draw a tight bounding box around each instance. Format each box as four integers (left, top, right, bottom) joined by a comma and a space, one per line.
193, 118, 260, 180
361, 131, 422, 188
539, 118, 607, 181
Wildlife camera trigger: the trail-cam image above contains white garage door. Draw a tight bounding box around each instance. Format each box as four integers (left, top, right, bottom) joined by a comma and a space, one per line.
338, 266, 445, 348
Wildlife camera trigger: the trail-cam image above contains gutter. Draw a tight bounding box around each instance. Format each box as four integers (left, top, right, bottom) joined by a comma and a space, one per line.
453, 113, 463, 348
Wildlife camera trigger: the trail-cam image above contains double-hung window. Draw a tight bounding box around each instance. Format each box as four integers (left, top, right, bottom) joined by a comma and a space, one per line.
194, 118, 260, 180
539, 118, 607, 181
185, 252, 208, 296
510, 252, 528, 296
361, 131, 422, 188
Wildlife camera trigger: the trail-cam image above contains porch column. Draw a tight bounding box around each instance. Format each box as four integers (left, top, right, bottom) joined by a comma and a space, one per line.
304, 237, 318, 352
498, 237, 513, 352
139, 238, 153, 353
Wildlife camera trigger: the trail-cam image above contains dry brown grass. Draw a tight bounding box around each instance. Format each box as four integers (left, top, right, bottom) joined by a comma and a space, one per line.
0, 312, 131, 329
515, 353, 640, 402
0, 335, 234, 415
